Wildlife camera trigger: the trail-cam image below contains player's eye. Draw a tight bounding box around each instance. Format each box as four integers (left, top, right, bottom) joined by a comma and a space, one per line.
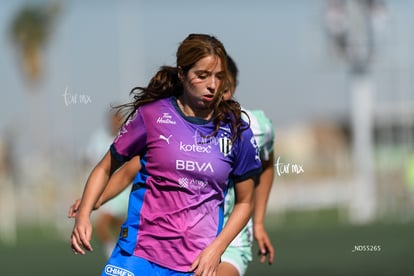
215, 73, 224, 80
197, 73, 209, 80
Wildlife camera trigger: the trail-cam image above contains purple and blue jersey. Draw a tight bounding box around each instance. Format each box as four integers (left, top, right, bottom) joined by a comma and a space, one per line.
109, 97, 261, 272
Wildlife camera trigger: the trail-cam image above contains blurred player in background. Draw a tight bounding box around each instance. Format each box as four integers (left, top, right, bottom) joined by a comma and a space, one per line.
85, 109, 130, 258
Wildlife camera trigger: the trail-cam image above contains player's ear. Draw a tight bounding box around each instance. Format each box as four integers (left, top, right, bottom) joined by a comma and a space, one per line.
178, 66, 184, 82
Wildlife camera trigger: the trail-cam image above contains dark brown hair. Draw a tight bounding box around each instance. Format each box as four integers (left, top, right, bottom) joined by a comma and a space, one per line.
116, 33, 245, 141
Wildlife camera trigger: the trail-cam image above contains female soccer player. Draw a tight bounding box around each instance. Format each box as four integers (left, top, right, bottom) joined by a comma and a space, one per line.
70, 33, 262, 276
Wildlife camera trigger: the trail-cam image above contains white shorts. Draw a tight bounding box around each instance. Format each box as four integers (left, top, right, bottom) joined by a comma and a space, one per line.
221, 245, 252, 276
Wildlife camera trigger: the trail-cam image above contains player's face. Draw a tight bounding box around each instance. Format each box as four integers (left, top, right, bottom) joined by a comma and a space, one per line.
180, 55, 224, 111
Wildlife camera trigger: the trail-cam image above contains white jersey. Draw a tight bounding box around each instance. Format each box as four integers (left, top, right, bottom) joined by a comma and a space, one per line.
223, 108, 275, 247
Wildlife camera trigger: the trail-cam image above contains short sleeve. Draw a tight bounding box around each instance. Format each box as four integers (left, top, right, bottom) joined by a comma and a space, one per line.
243, 109, 275, 162
255, 110, 275, 161
110, 109, 147, 163
231, 126, 262, 183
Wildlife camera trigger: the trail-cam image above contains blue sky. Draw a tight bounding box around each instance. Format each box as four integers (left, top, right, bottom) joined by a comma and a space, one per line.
1, 0, 413, 160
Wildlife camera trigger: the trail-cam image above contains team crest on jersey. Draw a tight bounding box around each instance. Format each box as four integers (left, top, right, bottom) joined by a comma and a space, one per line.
219, 136, 232, 157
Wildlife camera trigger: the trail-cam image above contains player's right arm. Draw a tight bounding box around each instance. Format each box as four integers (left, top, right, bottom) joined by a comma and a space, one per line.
70, 150, 123, 255
96, 155, 141, 207
68, 155, 141, 217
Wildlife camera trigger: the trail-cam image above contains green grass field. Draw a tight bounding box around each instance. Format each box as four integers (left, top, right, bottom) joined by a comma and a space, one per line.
247, 222, 414, 275
1, 212, 413, 275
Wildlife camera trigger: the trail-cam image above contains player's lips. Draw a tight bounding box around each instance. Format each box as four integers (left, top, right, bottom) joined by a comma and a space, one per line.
202, 94, 214, 102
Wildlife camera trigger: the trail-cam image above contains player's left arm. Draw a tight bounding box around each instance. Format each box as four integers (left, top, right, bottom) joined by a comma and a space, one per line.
254, 151, 275, 265
190, 177, 255, 275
